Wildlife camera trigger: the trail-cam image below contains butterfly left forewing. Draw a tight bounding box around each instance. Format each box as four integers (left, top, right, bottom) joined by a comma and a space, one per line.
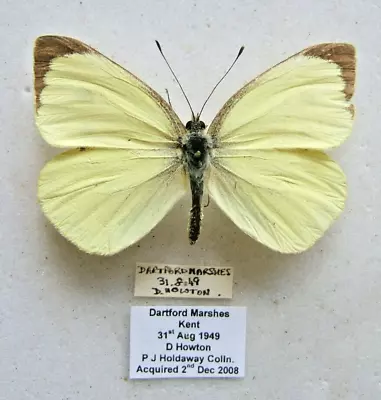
34, 35, 186, 149
207, 43, 356, 253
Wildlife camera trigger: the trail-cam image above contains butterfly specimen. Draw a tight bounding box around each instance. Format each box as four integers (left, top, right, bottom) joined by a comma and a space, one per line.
34, 36, 356, 255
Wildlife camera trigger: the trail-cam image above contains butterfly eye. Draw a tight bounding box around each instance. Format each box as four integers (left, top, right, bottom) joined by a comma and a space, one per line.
185, 121, 192, 130
199, 121, 206, 130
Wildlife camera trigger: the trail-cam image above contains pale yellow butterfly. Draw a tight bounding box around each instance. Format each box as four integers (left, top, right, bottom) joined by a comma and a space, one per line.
34, 36, 356, 255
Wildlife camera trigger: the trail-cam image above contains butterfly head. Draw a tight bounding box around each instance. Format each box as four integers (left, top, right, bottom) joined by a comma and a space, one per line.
185, 119, 206, 133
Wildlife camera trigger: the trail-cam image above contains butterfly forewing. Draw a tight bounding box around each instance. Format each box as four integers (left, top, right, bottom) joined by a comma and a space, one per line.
208, 43, 355, 150
34, 36, 186, 149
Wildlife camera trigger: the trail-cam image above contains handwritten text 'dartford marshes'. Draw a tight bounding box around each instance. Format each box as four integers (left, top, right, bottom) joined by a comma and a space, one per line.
134, 265, 233, 299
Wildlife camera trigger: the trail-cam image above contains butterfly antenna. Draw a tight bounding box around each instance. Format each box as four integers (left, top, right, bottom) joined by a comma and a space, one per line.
198, 46, 244, 119
155, 40, 195, 120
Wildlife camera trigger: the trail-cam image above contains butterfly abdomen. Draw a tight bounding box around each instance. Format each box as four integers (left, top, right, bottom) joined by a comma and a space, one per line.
189, 198, 203, 244
188, 173, 204, 244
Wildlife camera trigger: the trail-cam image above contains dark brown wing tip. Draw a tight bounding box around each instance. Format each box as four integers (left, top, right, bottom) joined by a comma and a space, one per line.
303, 43, 356, 102
34, 35, 94, 110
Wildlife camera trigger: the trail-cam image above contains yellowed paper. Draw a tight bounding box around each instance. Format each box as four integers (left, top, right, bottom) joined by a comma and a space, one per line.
134, 263, 233, 299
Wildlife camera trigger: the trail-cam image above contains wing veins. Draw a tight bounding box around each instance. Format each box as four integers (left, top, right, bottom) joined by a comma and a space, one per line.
50, 76, 173, 138
42, 159, 180, 200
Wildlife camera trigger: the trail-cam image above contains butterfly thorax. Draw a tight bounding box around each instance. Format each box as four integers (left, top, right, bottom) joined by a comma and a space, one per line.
181, 120, 212, 245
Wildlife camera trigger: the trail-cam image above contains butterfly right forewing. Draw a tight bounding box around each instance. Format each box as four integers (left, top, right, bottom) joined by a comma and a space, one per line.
208, 43, 355, 150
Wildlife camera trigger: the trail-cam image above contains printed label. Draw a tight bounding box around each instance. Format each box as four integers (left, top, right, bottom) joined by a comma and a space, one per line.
129, 306, 246, 379
134, 263, 233, 299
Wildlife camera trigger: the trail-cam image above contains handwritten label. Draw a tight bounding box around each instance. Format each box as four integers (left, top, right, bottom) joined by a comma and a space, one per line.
134, 263, 233, 299
129, 306, 246, 379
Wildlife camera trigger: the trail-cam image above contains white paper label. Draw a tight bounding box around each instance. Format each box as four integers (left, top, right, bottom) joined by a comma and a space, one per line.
134, 263, 233, 299
129, 306, 246, 379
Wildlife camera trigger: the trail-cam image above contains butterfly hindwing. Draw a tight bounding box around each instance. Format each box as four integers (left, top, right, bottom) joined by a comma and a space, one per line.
34, 36, 187, 255
39, 148, 186, 255
207, 43, 356, 253
208, 148, 347, 253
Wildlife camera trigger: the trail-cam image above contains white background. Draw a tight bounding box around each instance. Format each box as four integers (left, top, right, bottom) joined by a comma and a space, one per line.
1, 0, 380, 399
